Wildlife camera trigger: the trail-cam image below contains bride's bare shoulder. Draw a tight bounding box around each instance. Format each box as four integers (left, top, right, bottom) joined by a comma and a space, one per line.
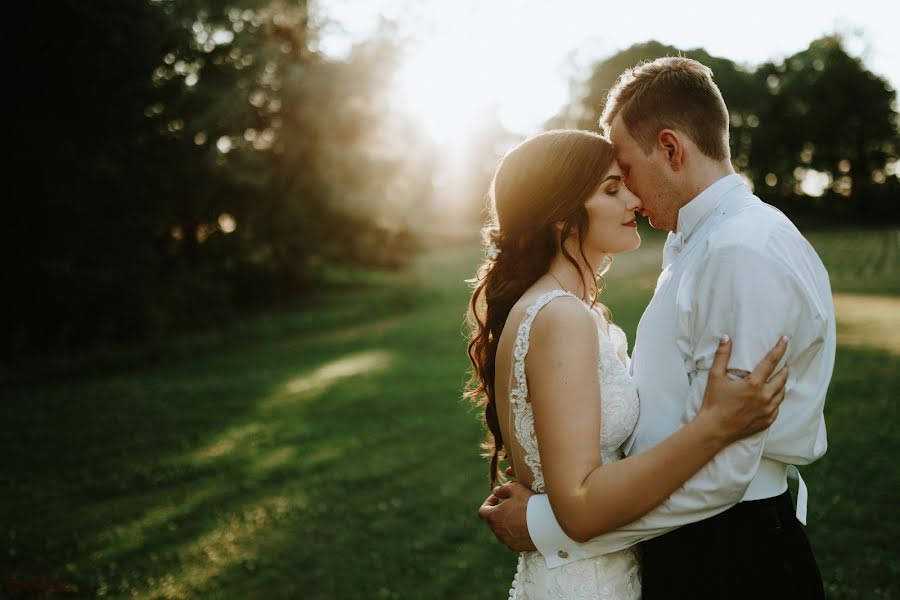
529, 295, 596, 340
502, 288, 555, 329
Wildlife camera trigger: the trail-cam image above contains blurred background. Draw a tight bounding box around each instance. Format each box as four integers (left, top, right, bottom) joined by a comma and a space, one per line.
3, 0, 898, 598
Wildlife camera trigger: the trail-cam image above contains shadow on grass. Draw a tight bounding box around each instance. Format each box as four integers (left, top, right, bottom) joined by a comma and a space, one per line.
4, 233, 898, 599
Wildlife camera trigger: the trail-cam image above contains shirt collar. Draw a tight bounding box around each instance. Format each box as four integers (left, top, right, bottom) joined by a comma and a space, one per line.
676, 173, 746, 241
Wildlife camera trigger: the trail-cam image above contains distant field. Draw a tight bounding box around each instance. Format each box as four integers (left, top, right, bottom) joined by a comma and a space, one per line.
806, 228, 900, 296
2, 228, 898, 599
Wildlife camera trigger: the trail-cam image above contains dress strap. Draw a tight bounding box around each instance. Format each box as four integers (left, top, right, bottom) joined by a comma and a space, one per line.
507, 289, 580, 493
509, 289, 580, 407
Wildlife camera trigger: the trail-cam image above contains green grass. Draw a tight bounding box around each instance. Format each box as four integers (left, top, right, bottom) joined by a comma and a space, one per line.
2, 228, 898, 599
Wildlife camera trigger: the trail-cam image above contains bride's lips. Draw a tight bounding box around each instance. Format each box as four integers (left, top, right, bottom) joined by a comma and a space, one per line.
623, 219, 638, 228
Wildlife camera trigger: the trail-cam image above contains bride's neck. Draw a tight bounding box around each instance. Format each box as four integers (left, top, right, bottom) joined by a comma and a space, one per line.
546, 254, 594, 302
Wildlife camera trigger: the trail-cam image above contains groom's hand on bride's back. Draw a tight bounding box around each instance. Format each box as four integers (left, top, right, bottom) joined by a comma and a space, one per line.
478, 481, 537, 552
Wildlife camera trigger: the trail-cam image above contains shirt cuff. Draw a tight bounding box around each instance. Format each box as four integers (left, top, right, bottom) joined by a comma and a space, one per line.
526, 493, 580, 569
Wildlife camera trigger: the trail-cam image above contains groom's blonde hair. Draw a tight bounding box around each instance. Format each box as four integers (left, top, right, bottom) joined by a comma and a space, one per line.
599, 57, 730, 161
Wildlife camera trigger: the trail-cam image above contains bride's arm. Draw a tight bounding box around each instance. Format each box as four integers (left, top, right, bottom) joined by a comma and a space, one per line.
528, 297, 786, 543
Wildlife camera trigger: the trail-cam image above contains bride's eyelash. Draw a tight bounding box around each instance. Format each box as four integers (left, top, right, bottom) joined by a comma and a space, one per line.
609, 187, 619, 195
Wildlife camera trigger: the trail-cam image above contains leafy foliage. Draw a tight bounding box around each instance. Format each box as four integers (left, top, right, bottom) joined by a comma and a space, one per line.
550, 37, 900, 224
7, 1, 434, 357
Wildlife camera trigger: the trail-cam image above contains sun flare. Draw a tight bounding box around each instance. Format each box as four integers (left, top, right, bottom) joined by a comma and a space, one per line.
392, 40, 494, 144
389, 6, 570, 144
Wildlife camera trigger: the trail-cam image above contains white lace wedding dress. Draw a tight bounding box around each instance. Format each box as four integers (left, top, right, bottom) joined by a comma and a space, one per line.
507, 289, 642, 599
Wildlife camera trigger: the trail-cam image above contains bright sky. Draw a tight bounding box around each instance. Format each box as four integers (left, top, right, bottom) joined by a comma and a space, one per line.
317, 0, 900, 143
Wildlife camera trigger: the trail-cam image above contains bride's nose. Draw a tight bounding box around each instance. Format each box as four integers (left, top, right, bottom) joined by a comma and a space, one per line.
625, 189, 642, 212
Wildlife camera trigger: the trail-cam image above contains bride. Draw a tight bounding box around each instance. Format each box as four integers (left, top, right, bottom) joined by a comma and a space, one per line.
464, 129, 788, 598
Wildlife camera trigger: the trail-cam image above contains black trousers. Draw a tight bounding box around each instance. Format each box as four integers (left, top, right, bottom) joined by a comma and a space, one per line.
640, 491, 824, 599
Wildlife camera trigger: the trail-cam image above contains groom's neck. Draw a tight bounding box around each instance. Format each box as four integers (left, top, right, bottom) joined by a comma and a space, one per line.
680, 160, 736, 206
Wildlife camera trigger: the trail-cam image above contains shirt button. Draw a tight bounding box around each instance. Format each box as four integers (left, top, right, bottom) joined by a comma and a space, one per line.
557, 550, 569, 559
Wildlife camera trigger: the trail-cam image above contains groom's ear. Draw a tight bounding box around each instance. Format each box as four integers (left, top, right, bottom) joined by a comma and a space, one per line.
657, 129, 684, 171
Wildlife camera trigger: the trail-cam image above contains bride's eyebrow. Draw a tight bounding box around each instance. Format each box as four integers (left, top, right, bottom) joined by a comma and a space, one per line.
602, 175, 622, 183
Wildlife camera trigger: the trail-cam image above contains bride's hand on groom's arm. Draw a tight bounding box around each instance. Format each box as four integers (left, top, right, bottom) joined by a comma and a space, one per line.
478, 481, 537, 552
698, 335, 789, 445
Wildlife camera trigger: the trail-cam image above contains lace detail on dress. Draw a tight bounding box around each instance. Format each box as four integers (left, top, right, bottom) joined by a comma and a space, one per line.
509, 548, 641, 600
506, 289, 642, 600
509, 290, 578, 493
509, 290, 640, 489
597, 320, 640, 465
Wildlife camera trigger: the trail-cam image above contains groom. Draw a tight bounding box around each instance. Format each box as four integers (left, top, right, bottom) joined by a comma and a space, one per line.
478, 57, 834, 598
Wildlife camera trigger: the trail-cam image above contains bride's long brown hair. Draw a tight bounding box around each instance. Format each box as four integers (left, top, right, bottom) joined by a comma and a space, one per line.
465, 130, 616, 489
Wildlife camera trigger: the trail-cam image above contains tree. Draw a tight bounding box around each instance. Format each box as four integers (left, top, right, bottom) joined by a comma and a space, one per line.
6, 1, 434, 358
550, 37, 899, 223
748, 36, 899, 209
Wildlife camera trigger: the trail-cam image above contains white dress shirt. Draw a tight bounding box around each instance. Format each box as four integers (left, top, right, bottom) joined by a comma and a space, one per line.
527, 174, 835, 568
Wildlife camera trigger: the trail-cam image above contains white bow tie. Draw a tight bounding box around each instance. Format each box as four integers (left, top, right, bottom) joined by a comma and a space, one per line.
663, 231, 685, 268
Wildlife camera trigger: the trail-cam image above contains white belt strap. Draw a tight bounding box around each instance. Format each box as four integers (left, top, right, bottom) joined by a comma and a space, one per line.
787, 465, 808, 525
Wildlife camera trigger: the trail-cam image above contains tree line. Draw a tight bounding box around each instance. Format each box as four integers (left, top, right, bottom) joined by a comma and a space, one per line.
6, 2, 897, 360
547, 38, 899, 224
7, 1, 434, 360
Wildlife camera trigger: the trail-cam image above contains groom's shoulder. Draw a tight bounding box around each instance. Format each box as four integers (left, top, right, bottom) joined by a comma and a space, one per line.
708, 194, 807, 259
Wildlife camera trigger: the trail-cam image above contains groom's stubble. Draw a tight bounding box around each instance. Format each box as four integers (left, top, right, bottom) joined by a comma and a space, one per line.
610, 117, 684, 232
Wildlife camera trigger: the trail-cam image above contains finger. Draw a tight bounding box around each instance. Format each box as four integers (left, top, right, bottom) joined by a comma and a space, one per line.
709, 335, 733, 379
763, 366, 789, 396
493, 485, 513, 500
749, 336, 789, 385
505, 466, 515, 477
478, 496, 499, 519
770, 386, 786, 410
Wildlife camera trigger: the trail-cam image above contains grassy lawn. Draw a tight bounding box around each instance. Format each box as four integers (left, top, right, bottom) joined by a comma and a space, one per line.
3, 227, 898, 599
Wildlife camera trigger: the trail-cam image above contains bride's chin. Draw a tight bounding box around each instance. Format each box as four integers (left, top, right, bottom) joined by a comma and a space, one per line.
618, 235, 642, 254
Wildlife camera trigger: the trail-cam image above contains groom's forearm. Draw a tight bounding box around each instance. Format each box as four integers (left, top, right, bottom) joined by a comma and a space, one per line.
527, 430, 763, 568
528, 491, 674, 565
545, 405, 732, 544
528, 373, 767, 567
